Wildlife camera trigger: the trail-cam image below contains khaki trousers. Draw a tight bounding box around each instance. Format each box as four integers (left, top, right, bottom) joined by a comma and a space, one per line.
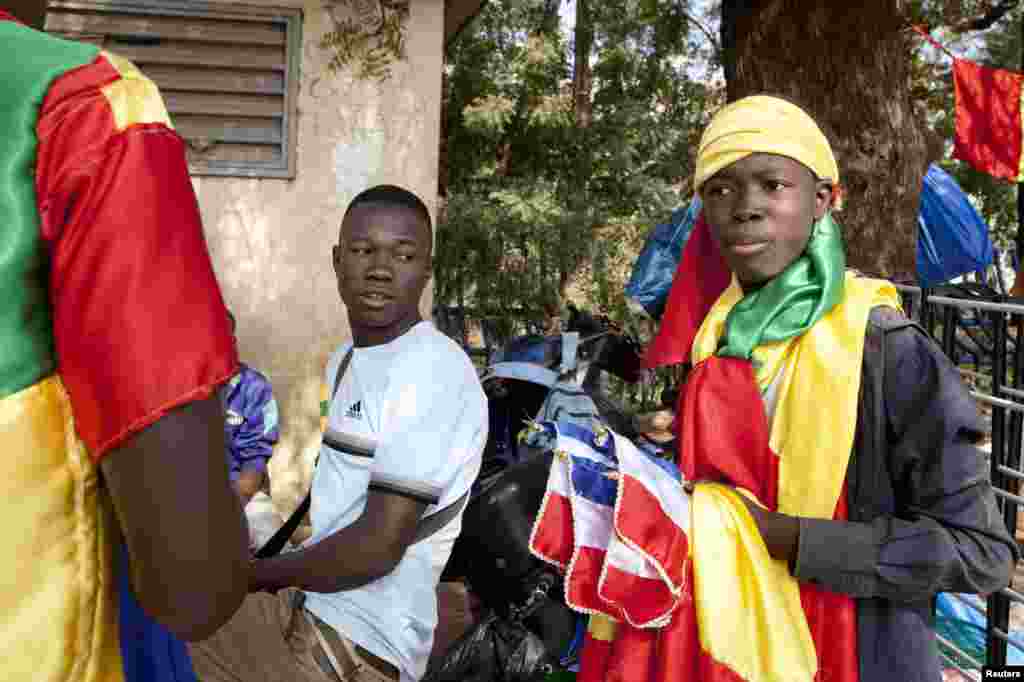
188, 589, 397, 682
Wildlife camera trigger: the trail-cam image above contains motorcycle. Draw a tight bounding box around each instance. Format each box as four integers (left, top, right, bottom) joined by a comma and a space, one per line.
426, 312, 673, 682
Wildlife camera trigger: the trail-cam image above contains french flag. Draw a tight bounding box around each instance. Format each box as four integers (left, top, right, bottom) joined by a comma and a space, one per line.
603, 430, 690, 628
529, 422, 691, 628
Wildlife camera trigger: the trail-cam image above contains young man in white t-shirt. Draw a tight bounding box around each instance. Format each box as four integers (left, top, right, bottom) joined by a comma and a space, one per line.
189, 185, 488, 682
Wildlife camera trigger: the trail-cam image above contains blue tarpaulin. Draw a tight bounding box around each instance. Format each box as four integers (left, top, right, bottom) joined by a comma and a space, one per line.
626, 165, 995, 317
917, 164, 994, 288
624, 197, 702, 319
934, 592, 1024, 666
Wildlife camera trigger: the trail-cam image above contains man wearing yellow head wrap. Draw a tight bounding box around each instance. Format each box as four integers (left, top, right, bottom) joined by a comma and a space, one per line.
578, 95, 1016, 682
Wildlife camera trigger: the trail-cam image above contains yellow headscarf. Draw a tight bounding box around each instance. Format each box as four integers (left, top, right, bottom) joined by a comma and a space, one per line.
694, 95, 840, 198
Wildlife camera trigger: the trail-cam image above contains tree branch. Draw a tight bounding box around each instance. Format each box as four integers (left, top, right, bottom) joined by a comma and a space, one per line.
955, 0, 1020, 32
680, 6, 721, 54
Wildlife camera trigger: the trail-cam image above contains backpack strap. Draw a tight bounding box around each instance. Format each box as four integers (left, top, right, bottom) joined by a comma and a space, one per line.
852, 307, 923, 523
255, 347, 472, 558
411, 488, 471, 544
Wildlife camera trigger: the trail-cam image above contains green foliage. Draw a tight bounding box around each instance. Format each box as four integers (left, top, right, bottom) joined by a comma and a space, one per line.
440, 0, 716, 337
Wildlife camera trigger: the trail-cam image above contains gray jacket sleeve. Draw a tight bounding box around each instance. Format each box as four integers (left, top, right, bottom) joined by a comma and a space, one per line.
792, 325, 1018, 602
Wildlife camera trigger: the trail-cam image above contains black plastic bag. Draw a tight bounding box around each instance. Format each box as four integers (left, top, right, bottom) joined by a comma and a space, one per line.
423, 611, 556, 682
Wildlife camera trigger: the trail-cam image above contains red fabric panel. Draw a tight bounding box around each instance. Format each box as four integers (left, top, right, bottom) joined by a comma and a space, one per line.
577, 629, 614, 682
677, 357, 778, 508
653, 564, 699, 681
953, 59, 1024, 182
0, 9, 23, 23
643, 215, 731, 369
616, 475, 689, 590
604, 621, 660, 682
801, 486, 860, 682
35, 55, 238, 461
676, 355, 858, 682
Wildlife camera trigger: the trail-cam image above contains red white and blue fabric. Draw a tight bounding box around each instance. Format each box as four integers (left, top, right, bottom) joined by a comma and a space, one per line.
529, 421, 691, 630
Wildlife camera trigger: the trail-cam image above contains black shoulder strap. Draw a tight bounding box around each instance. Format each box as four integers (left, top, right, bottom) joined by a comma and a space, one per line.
254, 348, 353, 559
332, 348, 354, 402
853, 307, 923, 523
255, 348, 471, 558
411, 488, 471, 544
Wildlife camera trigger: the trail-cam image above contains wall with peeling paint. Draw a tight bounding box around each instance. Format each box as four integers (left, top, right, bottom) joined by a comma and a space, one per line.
190, 0, 443, 521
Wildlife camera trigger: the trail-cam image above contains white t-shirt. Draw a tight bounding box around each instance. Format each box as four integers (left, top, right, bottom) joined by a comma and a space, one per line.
303, 321, 487, 681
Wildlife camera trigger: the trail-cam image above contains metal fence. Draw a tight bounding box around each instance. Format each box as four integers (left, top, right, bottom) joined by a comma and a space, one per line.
897, 284, 1024, 678
439, 288, 1024, 677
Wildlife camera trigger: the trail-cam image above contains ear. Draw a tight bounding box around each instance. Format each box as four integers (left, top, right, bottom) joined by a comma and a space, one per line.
813, 180, 833, 221
332, 245, 342, 275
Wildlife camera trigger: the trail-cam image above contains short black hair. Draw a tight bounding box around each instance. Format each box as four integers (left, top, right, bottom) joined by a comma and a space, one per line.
342, 184, 433, 234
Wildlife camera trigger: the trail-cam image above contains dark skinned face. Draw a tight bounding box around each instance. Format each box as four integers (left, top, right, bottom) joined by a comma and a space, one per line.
700, 153, 833, 289
333, 204, 432, 347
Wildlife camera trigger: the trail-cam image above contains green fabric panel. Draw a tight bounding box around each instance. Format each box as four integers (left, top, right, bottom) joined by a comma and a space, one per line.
0, 22, 98, 399
717, 213, 846, 361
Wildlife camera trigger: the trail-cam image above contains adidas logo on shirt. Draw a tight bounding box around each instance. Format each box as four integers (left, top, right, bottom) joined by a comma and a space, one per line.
346, 401, 363, 419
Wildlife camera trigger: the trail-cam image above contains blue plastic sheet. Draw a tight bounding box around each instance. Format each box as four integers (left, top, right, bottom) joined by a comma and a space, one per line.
934, 592, 1024, 665
916, 164, 994, 287
624, 197, 701, 319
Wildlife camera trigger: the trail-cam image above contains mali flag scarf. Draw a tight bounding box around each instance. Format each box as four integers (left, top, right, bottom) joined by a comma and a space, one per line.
680, 214, 899, 682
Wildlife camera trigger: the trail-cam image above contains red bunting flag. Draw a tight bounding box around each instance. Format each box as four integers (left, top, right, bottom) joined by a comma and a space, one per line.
953, 58, 1024, 183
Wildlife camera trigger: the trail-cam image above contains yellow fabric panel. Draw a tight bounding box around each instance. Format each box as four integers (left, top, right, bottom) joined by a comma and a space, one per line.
0, 376, 123, 682
100, 51, 173, 132
588, 613, 619, 642
693, 484, 816, 682
689, 273, 901, 681
772, 275, 900, 518
692, 273, 900, 516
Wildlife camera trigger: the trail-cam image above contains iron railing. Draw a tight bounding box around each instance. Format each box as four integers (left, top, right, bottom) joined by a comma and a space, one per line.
897, 284, 1024, 679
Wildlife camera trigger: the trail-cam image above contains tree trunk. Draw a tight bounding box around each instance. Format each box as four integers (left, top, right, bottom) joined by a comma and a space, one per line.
560, 0, 594, 303
573, 0, 593, 129
439, 69, 450, 197
724, 0, 929, 280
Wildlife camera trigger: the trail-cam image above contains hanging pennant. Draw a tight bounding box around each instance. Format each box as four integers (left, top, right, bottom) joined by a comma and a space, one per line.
953, 58, 1024, 182
913, 26, 1024, 183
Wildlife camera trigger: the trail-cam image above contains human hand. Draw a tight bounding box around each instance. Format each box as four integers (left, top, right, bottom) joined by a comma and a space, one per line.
732, 492, 800, 565
682, 481, 800, 565
235, 469, 265, 507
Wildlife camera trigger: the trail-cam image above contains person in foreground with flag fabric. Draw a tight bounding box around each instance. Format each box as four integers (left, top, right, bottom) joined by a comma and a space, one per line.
553, 95, 1017, 682
1, 2, 251, 681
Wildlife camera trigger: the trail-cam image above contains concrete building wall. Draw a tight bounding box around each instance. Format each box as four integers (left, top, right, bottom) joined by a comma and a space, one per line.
191, 0, 443, 517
